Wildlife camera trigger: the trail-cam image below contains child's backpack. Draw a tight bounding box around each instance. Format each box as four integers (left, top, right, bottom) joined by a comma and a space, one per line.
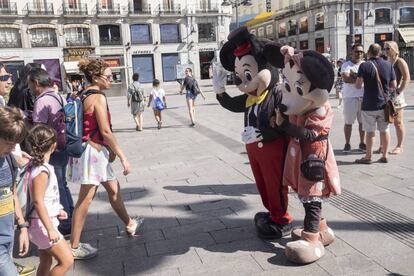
154, 97, 165, 110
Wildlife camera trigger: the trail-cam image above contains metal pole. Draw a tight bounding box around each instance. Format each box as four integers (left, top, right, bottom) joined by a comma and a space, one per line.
235, 0, 239, 28
349, 0, 355, 56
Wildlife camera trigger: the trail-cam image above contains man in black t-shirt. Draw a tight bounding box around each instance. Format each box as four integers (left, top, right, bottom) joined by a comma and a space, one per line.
355, 43, 396, 164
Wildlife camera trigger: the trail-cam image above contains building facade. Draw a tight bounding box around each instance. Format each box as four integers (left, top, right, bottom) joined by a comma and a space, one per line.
0, 0, 232, 93
247, 0, 414, 77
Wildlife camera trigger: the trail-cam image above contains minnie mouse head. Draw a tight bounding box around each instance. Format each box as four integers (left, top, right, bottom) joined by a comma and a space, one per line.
220, 26, 280, 97
263, 44, 334, 115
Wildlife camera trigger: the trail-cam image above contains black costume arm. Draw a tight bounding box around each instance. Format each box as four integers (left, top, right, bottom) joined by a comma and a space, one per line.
216, 92, 247, 113
260, 126, 283, 142
280, 120, 318, 141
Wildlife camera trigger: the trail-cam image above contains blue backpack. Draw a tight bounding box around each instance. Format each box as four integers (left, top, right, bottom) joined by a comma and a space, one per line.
64, 98, 84, 158
154, 97, 165, 110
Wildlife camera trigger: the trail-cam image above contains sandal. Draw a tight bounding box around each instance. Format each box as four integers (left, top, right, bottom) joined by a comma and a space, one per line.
355, 157, 372, 164
389, 147, 402, 155
373, 147, 383, 154
378, 157, 388, 163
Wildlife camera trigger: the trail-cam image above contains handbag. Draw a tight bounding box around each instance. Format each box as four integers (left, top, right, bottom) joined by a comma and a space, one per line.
300, 135, 329, 182
370, 61, 397, 123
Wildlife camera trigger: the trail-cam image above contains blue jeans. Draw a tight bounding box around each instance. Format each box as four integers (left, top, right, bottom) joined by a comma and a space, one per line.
50, 150, 73, 233
0, 195, 18, 276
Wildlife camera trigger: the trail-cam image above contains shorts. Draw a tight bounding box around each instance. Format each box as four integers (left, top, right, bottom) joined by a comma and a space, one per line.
343, 97, 363, 125
28, 217, 62, 250
361, 110, 389, 133
185, 90, 197, 100
131, 101, 145, 115
68, 143, 116, 186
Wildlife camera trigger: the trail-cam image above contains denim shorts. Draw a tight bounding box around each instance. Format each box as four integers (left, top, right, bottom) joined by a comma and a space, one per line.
185, 90, 197, 100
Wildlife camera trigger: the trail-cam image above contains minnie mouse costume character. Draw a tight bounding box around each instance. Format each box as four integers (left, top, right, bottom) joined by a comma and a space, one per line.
263, 44, 341, 263
212, 26, 292, 239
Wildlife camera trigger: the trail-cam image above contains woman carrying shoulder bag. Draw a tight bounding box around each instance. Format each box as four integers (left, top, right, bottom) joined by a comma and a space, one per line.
179, 68, 205, 127
68, 59, 143, 260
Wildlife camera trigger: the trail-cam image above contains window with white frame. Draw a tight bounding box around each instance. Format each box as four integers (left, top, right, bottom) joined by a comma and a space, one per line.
160, 24, 179, 43
65, 27, 90, 46
31, 28, 57, 47
346, 10, 362, 26
0, 28, 21, 48
198, 23, 216, 42
131, 24, 151, 44
400, 7, 414, 24
315, 13, 324, 31
375, 8, 391, 25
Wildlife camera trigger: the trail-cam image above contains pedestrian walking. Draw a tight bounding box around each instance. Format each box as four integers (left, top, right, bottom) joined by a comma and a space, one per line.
26, 125, 73, 276
179, 68, 206, 127
127, 73, 145, 131
0, 63, 12, 107
68, 59, 143, 260
28, 68, 74, 236
384, 41, 411, 155
355, 43, 397, 164
340, 44, 366, 153
147, 79, 166, 129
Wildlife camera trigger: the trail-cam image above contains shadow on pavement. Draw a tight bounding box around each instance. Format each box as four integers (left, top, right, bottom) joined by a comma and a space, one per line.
164, 183, 258, 197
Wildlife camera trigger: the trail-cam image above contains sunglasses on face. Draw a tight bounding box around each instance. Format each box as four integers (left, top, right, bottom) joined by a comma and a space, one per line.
0, 74, 11, 82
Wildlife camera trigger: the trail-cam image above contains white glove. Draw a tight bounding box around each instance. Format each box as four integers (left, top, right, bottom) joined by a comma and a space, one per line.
212, 62, 227, 94
241, 126, 263, 144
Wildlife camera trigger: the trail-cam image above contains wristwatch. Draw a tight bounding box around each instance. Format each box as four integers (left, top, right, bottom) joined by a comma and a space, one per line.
17, 222, 30, 230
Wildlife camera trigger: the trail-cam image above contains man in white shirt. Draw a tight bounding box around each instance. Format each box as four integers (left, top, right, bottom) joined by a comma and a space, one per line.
341, 44, 366, 153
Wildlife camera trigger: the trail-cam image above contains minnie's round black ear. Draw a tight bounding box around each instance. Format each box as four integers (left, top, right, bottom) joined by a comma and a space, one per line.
263, 42, 285, 68
220, 41, 237, 72
301, 51, 335, 91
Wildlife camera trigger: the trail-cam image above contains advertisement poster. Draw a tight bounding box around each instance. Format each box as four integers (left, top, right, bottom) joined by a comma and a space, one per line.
34, 58, 62, 91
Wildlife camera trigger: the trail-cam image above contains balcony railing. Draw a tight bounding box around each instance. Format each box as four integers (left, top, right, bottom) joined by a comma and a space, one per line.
31, 39, 58, 47
63, 3, 88, 15
100, 37, 122, 46
24, 3, 54, 15
158, 4, 181, 15
0, 2, 17, 15
0, 39, 21, 48
129, 3, 151, 15
195, 5, 219, 14
66, 39, 90, 47
97, 3, 121, 15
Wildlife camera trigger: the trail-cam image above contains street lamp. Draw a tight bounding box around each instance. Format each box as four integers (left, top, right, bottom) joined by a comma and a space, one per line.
221, 0, 252, 28
348, 0, 355, 57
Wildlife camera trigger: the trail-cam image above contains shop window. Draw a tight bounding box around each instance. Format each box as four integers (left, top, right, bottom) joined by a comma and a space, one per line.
278, 23, 286, 38
198, 23, 216, 42
347, 10, 362, 26
315, 13, 324, 31
99, 25, 121, 46
31, 28, 57, 47
300, 40, 308, 50
131, 24, 151, 44
299, 17, 308, 34
160, 24, 179, 43
375, 8, 391, 25
315, 37, 324, 53
375, 33, 392, 48
161, 53, 179, 82
400, 7, 414, 24
0, 28, 21, 48
132, 55, 154, 83
65, 27, 90, 47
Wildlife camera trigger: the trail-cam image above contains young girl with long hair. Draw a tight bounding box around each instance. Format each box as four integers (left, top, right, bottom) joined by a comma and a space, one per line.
27, 125, 73, 276
68, 59, 143, 260
147, 79, 167, 129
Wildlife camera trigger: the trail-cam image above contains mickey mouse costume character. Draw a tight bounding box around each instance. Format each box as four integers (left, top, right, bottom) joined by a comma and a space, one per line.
212, 26, 292, 239
264, 44, 341, 264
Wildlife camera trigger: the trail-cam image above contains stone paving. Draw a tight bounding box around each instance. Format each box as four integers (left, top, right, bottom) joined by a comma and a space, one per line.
16, 81, 414, 275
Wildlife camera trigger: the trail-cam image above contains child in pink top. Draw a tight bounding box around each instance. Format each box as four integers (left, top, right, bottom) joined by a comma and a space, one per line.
27, 125, 73, 275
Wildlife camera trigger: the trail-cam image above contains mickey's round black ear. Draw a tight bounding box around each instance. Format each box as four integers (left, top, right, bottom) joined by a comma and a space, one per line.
220, 41, 236, 72
263, 42, 285, 68
301, 51, 335, 91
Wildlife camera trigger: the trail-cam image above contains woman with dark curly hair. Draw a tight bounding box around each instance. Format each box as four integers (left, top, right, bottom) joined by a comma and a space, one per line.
68, 59, 143, 260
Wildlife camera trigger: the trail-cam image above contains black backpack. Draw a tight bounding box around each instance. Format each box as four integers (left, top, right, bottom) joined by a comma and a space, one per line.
131, 83, 144, 102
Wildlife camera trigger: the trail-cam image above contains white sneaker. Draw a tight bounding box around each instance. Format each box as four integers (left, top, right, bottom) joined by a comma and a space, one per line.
126, 216, 144, 236
71, 243, 98, 260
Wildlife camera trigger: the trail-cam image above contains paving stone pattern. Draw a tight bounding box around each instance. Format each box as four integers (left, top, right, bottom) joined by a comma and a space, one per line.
16, 81, 414, 275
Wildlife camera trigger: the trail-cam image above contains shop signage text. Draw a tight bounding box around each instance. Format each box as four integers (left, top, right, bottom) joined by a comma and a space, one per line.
132, 50, 153, 55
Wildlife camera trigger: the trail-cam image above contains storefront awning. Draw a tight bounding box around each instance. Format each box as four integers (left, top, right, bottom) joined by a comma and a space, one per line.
63, 61, 79, 74
245, 12, 275, 27
397, 28, 414, 45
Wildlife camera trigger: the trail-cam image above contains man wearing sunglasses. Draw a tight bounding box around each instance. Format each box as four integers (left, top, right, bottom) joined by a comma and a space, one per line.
340, 44, 366, 153
0, 63, 12, 107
